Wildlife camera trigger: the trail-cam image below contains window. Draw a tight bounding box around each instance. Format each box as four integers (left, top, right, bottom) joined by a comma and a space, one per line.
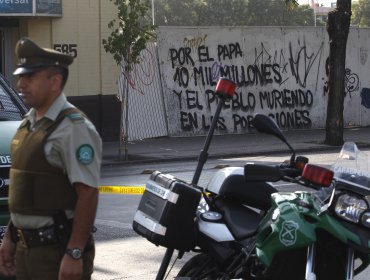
0, 74, 28, 121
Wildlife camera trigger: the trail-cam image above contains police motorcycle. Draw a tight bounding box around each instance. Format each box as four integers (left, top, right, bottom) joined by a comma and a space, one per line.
174, 121, 370, 280
132, 77, 370, 279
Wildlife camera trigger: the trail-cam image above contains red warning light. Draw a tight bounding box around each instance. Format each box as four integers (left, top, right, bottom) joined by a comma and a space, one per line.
215, 77, 236, 98
302, 164, 334, 187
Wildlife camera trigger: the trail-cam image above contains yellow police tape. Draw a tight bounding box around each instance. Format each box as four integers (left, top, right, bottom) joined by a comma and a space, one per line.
98, 186, 145, 195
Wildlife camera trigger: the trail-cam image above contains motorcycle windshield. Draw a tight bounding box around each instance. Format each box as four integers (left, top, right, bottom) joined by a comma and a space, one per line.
331, 142, 370, 189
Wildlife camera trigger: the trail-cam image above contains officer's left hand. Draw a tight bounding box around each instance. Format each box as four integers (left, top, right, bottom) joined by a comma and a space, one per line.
58, 254, 83, 280
0, 229, 16, 277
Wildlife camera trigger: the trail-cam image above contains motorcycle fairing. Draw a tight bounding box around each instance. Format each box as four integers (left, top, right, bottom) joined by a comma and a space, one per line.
337, 219, 370, 254
256, 191, 361, 266
198, 214, 235, 242
207, 167, 243, 193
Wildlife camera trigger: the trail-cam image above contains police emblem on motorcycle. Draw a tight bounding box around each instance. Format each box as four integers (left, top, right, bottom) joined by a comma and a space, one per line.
279, 220, 299, 246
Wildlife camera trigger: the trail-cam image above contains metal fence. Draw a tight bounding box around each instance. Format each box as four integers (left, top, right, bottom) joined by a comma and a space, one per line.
118, 43, 168, 141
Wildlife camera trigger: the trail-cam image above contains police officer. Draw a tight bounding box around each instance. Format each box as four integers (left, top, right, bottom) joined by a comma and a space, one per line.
0, 37, 102, 280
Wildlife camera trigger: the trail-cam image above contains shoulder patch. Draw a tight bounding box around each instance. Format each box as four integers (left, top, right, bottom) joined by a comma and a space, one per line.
67, 112, 84, 123
76, 144, 94, 165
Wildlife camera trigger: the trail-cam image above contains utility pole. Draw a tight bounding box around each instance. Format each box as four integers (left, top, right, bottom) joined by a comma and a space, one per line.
311, 0, 317, 26
151, 0, 155, 25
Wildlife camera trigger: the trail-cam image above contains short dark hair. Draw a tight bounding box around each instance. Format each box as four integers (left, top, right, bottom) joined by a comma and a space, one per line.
47, 66, 69, 89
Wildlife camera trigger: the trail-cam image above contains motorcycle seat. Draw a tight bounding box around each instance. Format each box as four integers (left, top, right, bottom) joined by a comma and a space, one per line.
218, 174, 277, 211
215, 199, 262, 240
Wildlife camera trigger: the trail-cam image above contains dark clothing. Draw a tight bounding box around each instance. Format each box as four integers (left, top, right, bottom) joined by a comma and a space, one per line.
15, 240, 95, 280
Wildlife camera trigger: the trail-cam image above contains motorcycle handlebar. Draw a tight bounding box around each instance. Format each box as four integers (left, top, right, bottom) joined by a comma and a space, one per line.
244, 162, 302, 182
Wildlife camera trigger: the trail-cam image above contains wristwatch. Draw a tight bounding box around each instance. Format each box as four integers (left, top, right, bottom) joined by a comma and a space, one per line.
66, 248, 82, 260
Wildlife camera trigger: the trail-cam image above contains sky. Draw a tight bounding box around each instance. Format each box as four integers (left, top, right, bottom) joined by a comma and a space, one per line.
298, 0, 336, 7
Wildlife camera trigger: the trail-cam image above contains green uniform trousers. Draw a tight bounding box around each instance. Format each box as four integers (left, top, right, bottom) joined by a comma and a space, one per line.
15, 241, 95, 280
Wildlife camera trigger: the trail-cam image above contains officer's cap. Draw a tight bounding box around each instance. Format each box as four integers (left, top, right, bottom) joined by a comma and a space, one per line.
13, 37, 73, 76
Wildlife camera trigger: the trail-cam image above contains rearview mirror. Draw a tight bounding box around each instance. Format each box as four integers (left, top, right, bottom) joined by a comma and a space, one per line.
252, 114, 295, 158
252, 114, 286, 143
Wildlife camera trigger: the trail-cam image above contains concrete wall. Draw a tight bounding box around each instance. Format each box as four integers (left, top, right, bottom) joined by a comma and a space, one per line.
157, 26, 369, 136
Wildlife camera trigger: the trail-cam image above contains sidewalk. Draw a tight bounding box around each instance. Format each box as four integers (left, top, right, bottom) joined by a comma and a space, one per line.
102, 127, 370, 166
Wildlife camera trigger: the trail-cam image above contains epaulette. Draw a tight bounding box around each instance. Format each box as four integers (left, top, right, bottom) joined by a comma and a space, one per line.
19, 118, 29, 128
66, 112, 85, 123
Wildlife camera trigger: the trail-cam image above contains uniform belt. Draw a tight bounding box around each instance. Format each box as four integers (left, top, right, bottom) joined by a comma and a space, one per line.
15, 225, 60, 248
9, 221, 95, 250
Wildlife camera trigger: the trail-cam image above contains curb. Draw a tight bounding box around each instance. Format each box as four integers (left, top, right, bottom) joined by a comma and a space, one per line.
101, 143, 370, 167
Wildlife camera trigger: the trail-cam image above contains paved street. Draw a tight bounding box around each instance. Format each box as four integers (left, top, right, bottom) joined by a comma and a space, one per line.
94, 150, 370, 279
93, 238, 190, 279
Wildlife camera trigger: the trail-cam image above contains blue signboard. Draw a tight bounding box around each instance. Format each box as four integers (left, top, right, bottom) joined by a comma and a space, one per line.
0, 0, 33, 14
0, 0, 62, 16
36, 0, 62, 16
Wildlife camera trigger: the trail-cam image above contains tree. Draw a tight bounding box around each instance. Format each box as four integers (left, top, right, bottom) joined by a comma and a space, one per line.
285, 0, 352, 145
351, 0, 370, 27
324, 0, 352, 145
102, 0, 154, 68
198, 0, 250, 26
154, 0, 314, 27
154, 0, 205, 26
102, 0, 155, 159
247, 0, 314, 26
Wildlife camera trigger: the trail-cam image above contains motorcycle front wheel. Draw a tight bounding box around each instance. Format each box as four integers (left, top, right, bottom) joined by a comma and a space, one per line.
176, 253, 219, 280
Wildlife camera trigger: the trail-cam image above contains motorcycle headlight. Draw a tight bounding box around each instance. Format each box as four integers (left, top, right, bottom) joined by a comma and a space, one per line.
334, 194, 368, 223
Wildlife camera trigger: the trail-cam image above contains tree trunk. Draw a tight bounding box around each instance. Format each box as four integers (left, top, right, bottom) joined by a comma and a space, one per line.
325, 0, 351, 146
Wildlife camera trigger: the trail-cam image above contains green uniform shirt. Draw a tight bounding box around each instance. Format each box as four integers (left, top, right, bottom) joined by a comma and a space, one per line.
11, 93, 102, 229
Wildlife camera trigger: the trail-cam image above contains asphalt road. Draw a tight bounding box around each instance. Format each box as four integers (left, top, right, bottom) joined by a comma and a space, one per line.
94, 151, 370, 279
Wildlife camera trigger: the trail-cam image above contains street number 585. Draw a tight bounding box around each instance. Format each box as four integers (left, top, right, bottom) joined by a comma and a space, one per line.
53, 44, 78, 58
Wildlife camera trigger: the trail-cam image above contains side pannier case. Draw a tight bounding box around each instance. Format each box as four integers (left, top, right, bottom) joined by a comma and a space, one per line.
133, 171, 201, 251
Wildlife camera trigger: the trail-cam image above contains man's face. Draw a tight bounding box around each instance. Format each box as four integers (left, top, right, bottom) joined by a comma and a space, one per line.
17, 68, 61, 110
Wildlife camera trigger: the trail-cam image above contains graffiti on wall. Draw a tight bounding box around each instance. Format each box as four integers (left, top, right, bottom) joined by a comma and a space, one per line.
344, 68, 360, 98
163, 34, 326, 135
120, 47, 157, 95
152, 27, 370, 136
322, 56, 360, 98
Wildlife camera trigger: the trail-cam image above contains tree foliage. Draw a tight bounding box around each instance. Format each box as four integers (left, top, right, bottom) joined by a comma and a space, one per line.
247, 0, 314, 26
102, 0, 155, 68
154, 0, 204, 26
351, 0, 370, 27
199, 0, 250, 26
154, 0, 314, 26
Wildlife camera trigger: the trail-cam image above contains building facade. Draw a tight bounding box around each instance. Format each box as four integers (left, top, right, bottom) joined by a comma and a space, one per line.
0, 0, 121, 141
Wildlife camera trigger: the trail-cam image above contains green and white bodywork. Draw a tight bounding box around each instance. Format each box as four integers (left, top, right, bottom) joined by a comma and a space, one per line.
0, 121, 20, 226
256, 189, 370, 277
